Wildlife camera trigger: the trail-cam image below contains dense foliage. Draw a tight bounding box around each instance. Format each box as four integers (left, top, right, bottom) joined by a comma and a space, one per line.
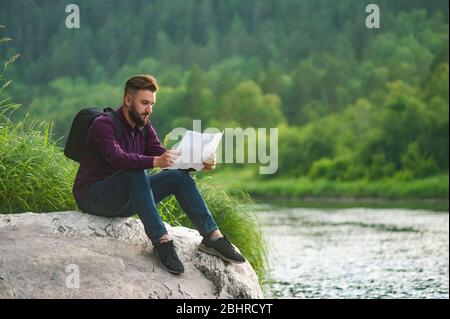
1, 0, 448, 182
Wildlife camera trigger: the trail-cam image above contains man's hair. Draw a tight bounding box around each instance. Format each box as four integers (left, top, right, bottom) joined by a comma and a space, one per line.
124, 75, 159, 96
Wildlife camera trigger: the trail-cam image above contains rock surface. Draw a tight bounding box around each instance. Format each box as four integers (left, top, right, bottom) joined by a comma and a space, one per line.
0, 211, 263, 299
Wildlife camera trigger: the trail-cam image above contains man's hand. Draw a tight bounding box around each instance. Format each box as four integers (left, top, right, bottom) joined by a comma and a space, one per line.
153, 150, 179, 168
203, 154, 216, 171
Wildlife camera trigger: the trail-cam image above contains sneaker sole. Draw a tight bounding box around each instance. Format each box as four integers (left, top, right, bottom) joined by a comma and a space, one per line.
158, 259, 184, 274
154, 249, 184, 274
198, 243, 246, 264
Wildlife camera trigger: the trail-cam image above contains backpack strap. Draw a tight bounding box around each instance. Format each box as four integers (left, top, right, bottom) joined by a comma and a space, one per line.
103, 107, 123, 141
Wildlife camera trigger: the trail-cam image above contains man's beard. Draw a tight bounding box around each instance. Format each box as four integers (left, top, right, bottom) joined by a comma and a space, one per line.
128, 102, 149, 128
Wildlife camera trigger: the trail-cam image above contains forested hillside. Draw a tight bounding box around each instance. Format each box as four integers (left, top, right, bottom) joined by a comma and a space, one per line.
0, 0, 448, 184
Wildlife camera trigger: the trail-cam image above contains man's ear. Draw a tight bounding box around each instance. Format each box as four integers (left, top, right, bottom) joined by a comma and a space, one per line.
124, 94, 132, 108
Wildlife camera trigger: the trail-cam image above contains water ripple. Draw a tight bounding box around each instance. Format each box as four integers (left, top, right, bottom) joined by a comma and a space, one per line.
258, 207, 449, 299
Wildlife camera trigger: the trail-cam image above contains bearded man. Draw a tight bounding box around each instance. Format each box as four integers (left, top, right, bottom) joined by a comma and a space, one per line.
73, 75, 245, 274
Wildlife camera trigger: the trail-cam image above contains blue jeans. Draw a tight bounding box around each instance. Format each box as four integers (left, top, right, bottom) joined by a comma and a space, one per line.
76, 169, 218, 245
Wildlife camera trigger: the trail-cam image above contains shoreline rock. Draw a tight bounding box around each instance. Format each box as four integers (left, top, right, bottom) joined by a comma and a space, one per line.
0, 211, 263, 299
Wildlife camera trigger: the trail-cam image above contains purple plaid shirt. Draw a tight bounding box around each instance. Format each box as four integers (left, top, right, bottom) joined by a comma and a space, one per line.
72, 106, 166, 202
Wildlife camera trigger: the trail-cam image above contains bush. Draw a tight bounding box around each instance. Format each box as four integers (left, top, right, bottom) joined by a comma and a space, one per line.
401, 142, 439, 178
0, 106, 78, 213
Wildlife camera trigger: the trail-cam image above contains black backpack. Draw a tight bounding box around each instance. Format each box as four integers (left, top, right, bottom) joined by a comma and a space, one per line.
64, 107, 123, 162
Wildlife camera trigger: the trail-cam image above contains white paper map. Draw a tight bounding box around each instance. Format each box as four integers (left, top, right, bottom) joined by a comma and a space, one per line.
167, 130, 223, 171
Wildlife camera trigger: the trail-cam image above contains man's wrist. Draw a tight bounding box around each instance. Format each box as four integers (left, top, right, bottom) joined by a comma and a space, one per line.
153, 156, 159, 168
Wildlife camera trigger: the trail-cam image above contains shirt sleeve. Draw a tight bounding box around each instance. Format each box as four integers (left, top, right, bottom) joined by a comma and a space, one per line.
144, 123, 166, 157
88, 115, 156, 170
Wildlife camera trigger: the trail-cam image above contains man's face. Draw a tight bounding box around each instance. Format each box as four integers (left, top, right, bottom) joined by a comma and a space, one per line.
126, 90, 156, 128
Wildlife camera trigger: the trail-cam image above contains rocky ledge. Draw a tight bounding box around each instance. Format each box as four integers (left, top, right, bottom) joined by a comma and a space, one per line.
0, 211, 263, 299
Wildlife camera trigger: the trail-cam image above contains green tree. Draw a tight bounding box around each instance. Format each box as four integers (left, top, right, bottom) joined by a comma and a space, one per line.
221, 80, 285, 128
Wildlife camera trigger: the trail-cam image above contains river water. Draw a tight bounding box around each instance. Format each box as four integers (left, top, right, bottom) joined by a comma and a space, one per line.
256, 205, 449, 298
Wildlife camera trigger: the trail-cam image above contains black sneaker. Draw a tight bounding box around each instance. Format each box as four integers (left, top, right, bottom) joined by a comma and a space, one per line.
153, 240, 185, 274
198, 235, 246, 264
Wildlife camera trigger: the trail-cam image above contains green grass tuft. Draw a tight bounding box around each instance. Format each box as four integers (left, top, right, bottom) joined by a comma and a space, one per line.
0, 108, 78, 213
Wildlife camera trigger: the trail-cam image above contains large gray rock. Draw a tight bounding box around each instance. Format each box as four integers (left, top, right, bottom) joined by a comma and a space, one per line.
0, 211, 263, 299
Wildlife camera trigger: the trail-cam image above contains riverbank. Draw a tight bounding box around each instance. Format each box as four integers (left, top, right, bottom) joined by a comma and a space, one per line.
208, 170, 449, 209
253, 197, 449, 212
